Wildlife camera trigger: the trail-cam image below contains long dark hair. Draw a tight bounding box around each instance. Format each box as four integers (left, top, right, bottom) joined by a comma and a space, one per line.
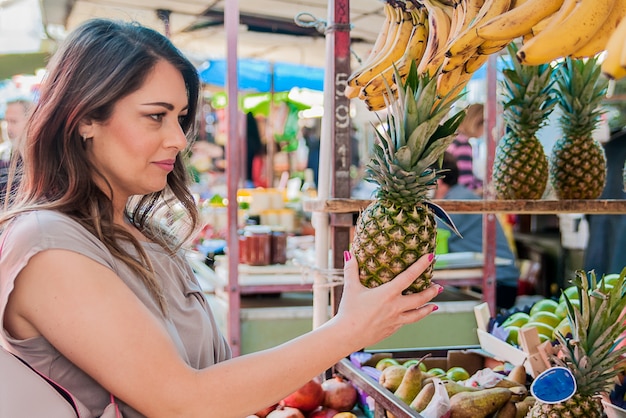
0, 19, 201, 313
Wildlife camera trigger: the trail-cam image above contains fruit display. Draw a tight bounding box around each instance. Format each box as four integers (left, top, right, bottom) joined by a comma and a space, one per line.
492, 43, 556, 200
350, 62, 465, 294
550, 56, 608, 200
351, 352, 534, 417
250, 377, 359, 418
523, 269, 626, 416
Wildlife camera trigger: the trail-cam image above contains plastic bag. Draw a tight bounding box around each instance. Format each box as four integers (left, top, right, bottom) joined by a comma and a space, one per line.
420, 377, 451, 418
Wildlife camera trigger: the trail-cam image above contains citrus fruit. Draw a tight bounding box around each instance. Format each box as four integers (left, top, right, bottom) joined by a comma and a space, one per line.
446, 366, 470, 382
558, 286, 579, 304
501, 312, 530, 328
555, 299, 580, 320
553, 317, 572, 340
529, 298, 559, 316
428, 367, 446, 377
375, 357, 401, 371
504, 325, 520, 346
530, 311, 562, 329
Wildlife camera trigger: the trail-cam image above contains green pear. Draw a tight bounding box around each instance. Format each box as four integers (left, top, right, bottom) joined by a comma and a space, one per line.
409, 382, 435, 412
493, 400, 517, 418
379, 365, 407, 392
393, 364, 423, 406
443, 380, 479, 398
515, 396, 536, 418
449, 387, 512, 418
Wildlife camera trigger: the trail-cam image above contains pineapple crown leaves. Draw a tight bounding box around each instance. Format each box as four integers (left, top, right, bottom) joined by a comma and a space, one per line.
551, 267, 626, 395
366, 62, 466, 188
500, 43, 557, 137
554, 56, 608, 139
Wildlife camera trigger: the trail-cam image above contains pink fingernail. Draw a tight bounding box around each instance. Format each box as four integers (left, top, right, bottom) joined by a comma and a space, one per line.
344, 251, 351, 262
428, 253, 434, 262
432, 305, 439, 312
438, 286, 444, 294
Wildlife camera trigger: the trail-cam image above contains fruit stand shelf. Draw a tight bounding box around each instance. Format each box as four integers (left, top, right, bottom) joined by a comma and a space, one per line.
303, 198, 626, 214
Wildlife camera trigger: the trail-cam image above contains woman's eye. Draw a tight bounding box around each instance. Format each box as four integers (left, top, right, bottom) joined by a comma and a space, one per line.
178, 115, 187, 125
150, 113, 165, 122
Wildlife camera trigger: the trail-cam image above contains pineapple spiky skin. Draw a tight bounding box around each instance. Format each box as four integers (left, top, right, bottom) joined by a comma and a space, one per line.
351, 63, 466, 294
550, 135, 606, 199
526, 268, 626, 417
526, 393, 603, 417
493, 43, 555, 200
353, 201, 435, 293
494, 134, 549, 199
550, 56, 608, 200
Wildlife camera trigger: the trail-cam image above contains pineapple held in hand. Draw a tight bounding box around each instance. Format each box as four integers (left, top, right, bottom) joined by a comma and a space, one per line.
527, 268, 626, 417
493, 43, 556, 200
550, 57, 608, 199
351, 64, 465, 294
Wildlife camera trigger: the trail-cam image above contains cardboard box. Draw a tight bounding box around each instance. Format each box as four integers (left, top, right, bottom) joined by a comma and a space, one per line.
474, 303, 551, 377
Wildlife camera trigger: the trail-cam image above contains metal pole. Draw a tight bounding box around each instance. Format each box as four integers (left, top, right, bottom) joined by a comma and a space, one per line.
225, 0, 242, 357
483, 54, 499, 317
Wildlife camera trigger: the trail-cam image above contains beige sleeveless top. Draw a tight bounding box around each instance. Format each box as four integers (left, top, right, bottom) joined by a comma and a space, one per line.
0, 210, 231, 417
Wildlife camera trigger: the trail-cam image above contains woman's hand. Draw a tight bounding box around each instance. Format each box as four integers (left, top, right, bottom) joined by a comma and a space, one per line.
333, 252, 441, 349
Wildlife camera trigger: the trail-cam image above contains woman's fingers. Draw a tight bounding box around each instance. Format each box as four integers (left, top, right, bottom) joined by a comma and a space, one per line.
387, 253, 435, 293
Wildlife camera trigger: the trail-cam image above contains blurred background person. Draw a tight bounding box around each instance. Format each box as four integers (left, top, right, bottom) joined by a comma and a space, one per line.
1, 97, 32, 202
447, 103, 484, 194
435, 152, 520, 310
583, 128, 626, 277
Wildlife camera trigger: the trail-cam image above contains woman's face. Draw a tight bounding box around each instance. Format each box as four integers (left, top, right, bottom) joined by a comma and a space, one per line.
84, 60, 189, 203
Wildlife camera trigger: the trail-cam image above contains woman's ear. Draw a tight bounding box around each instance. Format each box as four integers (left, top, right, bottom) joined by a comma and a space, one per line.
78, 119, 94, 140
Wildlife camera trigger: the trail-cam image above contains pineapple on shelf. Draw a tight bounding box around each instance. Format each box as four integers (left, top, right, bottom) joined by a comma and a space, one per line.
492, 43, 557, 200
550, 56, 608, 199
527, 268, 626, 417
351, 63, 466, 294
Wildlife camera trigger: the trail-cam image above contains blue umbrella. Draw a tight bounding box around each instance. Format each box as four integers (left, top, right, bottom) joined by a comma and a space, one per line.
198, 58, 325, 92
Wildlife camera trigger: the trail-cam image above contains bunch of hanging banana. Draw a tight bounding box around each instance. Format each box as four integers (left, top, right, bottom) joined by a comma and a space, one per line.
345, 0, 430, 111
346, 0, 521, 111
601, 0, 626, 80
485, 0, 626, 66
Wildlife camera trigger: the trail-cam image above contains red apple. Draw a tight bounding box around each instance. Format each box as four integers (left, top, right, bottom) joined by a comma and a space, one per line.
280, 379, 325, 413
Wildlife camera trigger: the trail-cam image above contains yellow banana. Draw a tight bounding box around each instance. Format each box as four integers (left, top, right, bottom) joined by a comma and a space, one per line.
445, 0, 484, 47
527, 0, 576, 39
602, 8, 626, 79
359, 6, 429, 98
364, 91, 394, 112
417, 0, 453, 77
351, 8, 416, 87
464, 52, 491, 73
349, 3, 395, 79
570, 0, 626, 58
476, 38, 511, 56
447, 0, 465, 46
476, 0, 564, 41
436, 64, 464, 98
436, 67, 473, 105
344, 84, 361, 99
347, 5, 403, 87
446, 0, 513, 58
517, 0, 617, 65
441, 46, 477, 73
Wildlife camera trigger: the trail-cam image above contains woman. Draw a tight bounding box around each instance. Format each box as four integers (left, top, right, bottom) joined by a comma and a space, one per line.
0, 19, 441, 418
